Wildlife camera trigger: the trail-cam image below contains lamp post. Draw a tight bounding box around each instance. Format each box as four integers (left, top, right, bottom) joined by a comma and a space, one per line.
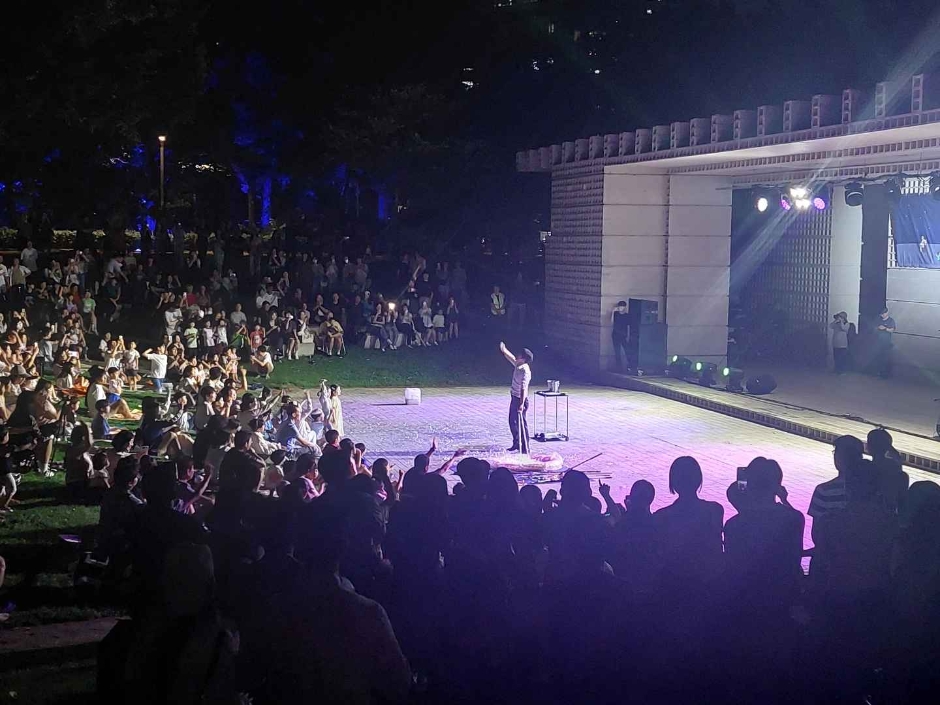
157, 135, 167, 211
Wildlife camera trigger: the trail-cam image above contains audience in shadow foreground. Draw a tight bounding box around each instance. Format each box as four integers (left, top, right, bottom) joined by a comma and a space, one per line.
91, 430, 940, 705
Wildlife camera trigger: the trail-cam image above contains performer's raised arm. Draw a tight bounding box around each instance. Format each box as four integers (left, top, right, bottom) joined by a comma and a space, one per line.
499, 341, 516, 365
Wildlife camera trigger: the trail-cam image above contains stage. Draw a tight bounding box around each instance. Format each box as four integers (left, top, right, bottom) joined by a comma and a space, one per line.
601, 365, 940, 474
341, 383, 940, 550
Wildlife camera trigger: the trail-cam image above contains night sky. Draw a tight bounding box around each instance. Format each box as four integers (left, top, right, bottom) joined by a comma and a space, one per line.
0, 0, 938, 232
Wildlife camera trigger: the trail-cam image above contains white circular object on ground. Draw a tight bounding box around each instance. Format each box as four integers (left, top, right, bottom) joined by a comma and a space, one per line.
484, 450, 564, 473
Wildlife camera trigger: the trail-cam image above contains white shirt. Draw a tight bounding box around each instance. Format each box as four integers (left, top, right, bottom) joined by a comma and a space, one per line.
230, 310, 247, 326
21, 248, 38, 270
86, 383, 106, 411
164, 308, 183, 335
510, 362, 531, 398
193, 401, 216, 431
123, 349, 140, 369
106, 259, 123, 276
202, 327, 216, 347
144, 352, 167, 379
255, 351, 273, 369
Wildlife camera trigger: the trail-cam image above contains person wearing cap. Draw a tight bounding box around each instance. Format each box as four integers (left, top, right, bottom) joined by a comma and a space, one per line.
499, 341, 533, 453
830, 311, 849, 374
611, 300, 630, 371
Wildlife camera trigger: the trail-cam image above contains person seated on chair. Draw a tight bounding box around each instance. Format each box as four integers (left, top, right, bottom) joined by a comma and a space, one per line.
368, 303, 393, 351
319, 312, 345, 357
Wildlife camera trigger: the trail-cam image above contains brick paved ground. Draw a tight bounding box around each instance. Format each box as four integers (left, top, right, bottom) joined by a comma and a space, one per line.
342, 384, 939, 550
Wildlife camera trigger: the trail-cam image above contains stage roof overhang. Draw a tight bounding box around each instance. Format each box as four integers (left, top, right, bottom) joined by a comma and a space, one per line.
517, 76, 940, 187
608, 121, 940, 186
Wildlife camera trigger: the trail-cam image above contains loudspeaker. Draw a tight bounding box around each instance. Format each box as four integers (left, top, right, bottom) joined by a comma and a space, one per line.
636, 322, 667, 372
629, 298, 659, 325
745, 374, 777, 395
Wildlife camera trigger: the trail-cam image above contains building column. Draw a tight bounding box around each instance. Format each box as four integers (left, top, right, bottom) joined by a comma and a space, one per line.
665, 175, 732, 364
828, 185, 863, 365
599, 171, 669, 370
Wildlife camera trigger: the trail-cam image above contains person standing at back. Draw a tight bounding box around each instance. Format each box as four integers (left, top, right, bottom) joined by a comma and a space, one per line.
875, 307, 896, 378
830, 311, 849, 374
611, 300, 630, 371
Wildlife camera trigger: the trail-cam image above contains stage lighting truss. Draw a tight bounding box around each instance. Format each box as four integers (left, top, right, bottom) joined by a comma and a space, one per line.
722, 366, 745, 392
775, 185, 829, 212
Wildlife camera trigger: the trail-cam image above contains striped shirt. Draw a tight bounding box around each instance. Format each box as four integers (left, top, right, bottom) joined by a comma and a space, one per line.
808, 476, 847, 519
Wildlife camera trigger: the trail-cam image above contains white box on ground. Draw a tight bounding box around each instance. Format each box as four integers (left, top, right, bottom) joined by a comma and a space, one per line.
404, 388, 422, 405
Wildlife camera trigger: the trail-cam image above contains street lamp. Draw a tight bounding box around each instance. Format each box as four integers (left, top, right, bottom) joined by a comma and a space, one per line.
157, 135, 167, 211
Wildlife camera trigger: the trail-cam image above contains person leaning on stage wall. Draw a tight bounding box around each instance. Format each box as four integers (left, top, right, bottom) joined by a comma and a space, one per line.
830, 311, 849, 374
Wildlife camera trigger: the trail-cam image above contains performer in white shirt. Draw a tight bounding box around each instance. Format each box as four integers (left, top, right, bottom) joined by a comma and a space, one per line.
499, 341, 532, 454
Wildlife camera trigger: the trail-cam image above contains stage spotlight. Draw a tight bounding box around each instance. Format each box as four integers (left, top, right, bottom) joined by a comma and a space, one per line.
745, 373, 778, 395
756, 196, 769, 212
780, 193, 793, 211
722, 366, 745, 392
667, 356, 693, 378
931, 174, 940, 201
786, 186, 812, 210
811, 188, 830, 211
844, 182, 864, 207
696, 362, 719, 387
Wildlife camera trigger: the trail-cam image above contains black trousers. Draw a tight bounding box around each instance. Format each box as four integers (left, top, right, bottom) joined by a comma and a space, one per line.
612, 332, 629, 370
878, 342, 893, 378
509, 394, 529, 452
833, 346, 848, 373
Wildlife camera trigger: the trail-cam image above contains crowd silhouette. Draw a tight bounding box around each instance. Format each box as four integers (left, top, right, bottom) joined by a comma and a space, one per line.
88, 424, 940, 705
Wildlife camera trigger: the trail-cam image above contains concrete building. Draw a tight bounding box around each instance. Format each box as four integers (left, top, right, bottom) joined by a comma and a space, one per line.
518, 77, 940, 379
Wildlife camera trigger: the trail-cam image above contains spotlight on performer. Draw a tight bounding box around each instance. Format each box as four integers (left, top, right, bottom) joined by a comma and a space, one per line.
694, 361, 718, 387
667, 355, 693, 378
844, 182, 864, 207
722, 366, 745, 392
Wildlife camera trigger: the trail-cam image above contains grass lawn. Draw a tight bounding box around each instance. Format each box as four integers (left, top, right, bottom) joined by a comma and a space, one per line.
0, 323, 578, 627
265, 326, 571, 390
0, 659, 97, 704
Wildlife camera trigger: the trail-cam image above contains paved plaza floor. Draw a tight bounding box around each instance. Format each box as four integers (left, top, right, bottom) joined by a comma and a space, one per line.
342, 384, 939, 550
